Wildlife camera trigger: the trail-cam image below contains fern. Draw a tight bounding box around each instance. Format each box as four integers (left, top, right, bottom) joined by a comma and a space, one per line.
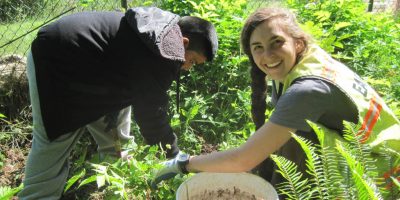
271, 121, 398, 199
307, 121, 348, 199
377, 150, 400, 199
0, 184, 23, 200
336, 141, 383, 200
291, 133, 329, 199
390, 177, 400, 189
342, 122, 378, 178
270, 154, 311, 200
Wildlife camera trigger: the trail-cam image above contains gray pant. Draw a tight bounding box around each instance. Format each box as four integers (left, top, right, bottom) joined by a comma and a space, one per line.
18, 51, 134, 200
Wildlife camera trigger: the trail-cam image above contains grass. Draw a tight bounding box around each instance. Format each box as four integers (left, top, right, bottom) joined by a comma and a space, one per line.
0, 0, 143, 57
0, 19, 46, 56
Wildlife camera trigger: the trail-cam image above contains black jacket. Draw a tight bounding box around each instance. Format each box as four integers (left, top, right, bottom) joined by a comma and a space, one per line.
31, 7, 185, 157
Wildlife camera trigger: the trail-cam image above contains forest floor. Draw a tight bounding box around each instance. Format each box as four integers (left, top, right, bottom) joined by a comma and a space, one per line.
0, 131, 218, 199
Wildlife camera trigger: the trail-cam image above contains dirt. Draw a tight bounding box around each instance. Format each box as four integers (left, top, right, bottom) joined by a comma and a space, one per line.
0, 143, 28, 188
189, 186, 265, 200
61, 183, 105, 200
201, 142, 219, 154
0, 125, 222, 199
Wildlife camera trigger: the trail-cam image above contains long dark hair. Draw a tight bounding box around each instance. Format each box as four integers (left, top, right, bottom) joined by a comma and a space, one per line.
241, 7, 311, 129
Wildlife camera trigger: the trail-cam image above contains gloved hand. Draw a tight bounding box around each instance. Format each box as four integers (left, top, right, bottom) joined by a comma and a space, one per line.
151, 152, 190, 189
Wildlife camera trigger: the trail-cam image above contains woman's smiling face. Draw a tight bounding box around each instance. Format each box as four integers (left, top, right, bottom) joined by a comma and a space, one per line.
250, 19, 303, 82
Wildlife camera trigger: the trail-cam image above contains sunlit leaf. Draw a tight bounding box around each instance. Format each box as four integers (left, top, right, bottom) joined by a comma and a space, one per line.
64, 169, 86, 192
96, 175, 106, 188
334, 22, 352, 31
78, 175, 97, 188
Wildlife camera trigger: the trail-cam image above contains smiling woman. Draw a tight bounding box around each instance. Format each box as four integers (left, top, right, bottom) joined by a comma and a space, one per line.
249, 19, 302, 82
152, 6, 400, 200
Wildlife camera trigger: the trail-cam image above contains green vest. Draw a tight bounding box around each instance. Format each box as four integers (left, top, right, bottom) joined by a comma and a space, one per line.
277, 45, 400, 154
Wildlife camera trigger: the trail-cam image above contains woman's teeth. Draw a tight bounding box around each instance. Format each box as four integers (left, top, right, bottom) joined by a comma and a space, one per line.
267, 61, 281, 68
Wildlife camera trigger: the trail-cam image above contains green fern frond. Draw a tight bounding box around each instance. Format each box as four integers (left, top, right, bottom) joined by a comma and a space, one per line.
270, 154, 311, 200
376, 152, 393, 195
342, 122, 377, 177
307, 121, 326, 147
377, 153, 400, 199
292, 133, 329, 199
339, 163, 359, 199
276, 121, 395, 199
336, 141, 383, 200
307, 121, 348, 199
323, 146, 354, 199
343, 122, 385, 190
390, 177, 400, 189
0, 184, 23, 200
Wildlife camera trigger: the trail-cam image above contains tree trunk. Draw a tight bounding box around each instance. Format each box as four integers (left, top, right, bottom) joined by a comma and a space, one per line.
368, 0, 374, 12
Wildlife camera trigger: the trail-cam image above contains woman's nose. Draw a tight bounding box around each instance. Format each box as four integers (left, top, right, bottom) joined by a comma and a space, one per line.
264, 48, 275, 57
261, 49, 276, 61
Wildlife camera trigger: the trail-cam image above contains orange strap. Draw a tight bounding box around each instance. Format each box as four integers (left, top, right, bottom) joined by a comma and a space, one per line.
358, 96, 382, 143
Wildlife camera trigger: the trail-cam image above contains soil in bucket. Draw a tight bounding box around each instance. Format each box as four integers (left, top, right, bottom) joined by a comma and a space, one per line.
188, 186, 265, 200
176, 172, 277, 200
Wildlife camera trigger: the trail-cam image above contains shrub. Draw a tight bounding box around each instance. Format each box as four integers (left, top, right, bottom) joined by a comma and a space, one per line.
0, 0, 45, 22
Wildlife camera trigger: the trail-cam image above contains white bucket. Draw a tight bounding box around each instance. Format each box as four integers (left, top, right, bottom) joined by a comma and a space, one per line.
176, 172, 279, 200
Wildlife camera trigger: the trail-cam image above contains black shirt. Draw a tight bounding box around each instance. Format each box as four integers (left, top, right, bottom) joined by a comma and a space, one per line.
31, 8, 184, 155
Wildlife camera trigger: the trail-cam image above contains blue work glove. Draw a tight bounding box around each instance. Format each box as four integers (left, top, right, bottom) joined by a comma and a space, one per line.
151, 152, 190, 189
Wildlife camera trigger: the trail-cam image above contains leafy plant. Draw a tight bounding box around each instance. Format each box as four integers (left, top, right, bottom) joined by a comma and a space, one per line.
272, 121, 399, 199
63, 141, 187, 199
270, 154, 311, 199
0, 0, 45, 22
0, 184, 23, 200
291, 133, 328, 199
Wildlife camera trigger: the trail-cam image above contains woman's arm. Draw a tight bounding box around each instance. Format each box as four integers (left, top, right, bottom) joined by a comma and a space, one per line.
187, 121, 295, 173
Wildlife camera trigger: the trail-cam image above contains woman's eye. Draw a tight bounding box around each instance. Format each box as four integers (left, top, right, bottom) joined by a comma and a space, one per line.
273, 40, 284, 48
253, 46, 262, 51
